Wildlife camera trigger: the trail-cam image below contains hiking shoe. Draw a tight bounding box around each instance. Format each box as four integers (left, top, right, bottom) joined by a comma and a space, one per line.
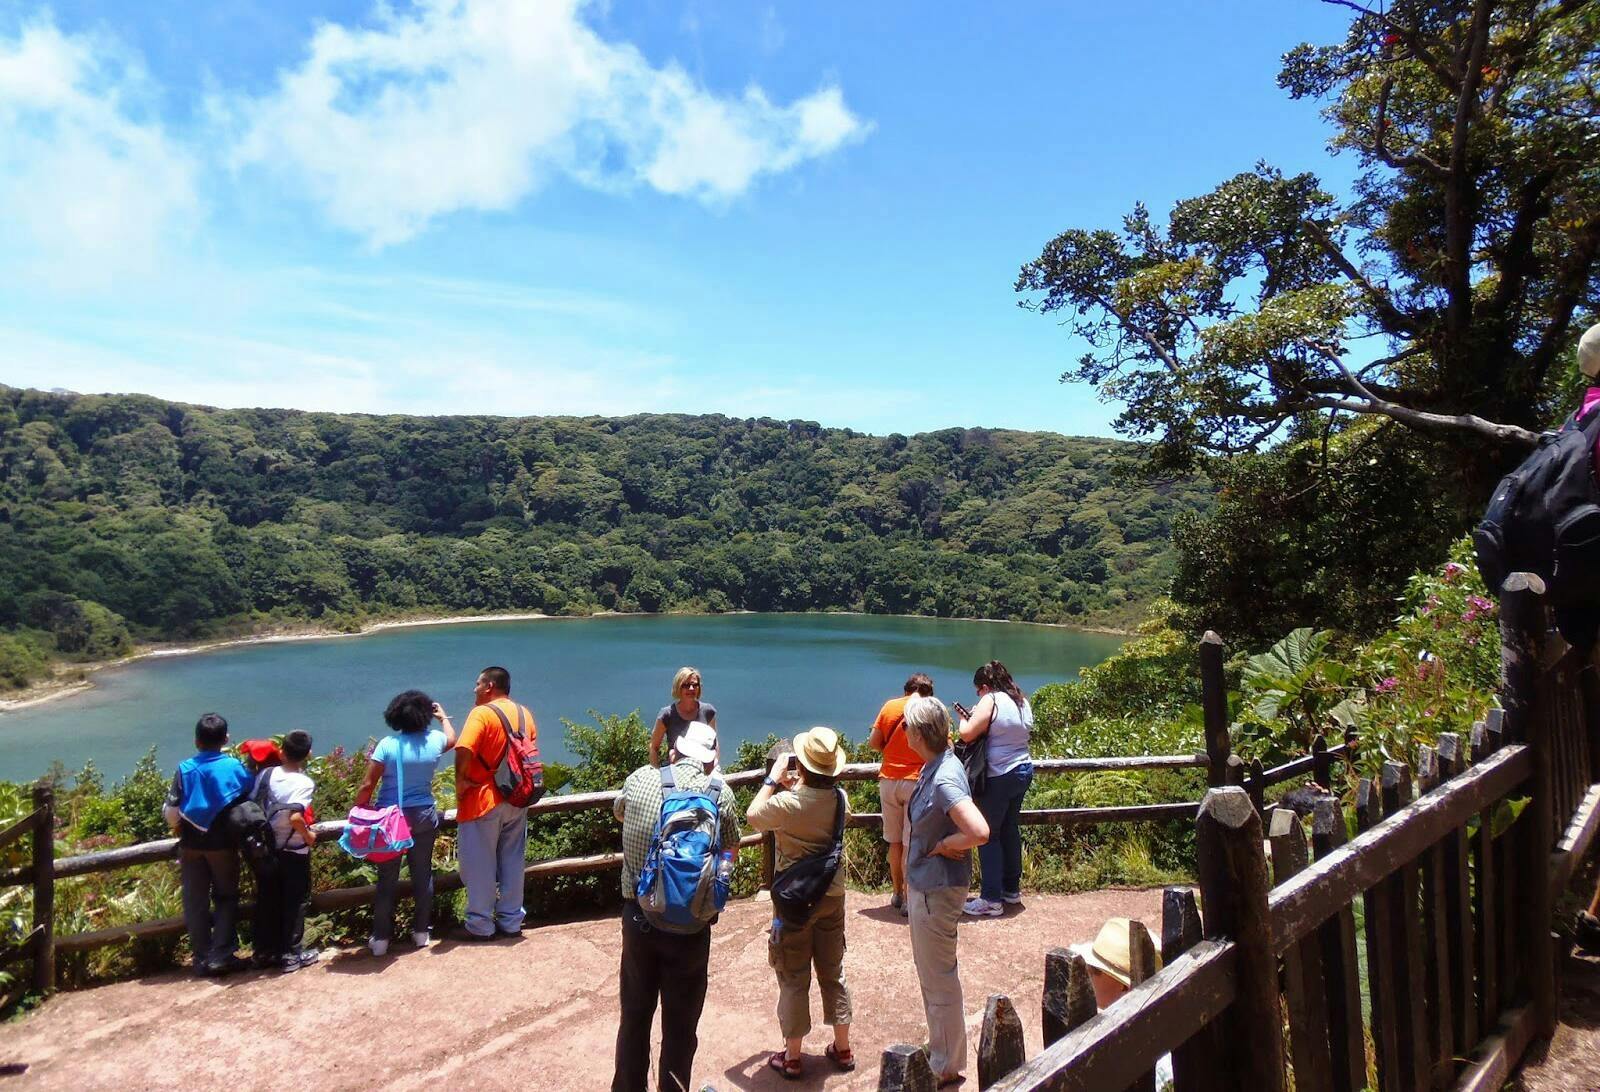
1001, 891, 1023, 905
368, 938, 389, 957
1577, 911, 1600, 954
250, 952, 281, 971
962, 897, 1003, 918
890, 891, 903, 911
412, 931, 431, 949
295, 948, 323, 967
205, 954, 250, 977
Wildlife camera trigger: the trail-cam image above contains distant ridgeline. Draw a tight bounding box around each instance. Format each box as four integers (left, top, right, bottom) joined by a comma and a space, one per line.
0, 385, 1211, 687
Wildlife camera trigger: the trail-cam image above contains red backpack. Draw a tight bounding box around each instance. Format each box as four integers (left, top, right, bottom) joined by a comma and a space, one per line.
488, 703, 545, 808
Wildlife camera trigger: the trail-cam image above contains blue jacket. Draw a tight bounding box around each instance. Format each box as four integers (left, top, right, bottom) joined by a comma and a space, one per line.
177, 751, 252, 832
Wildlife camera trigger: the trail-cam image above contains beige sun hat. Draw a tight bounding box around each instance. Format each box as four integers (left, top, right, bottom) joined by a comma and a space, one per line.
793, 726, 845, 777
1580, 323, 1600, 380
1068, 918, 1162, 988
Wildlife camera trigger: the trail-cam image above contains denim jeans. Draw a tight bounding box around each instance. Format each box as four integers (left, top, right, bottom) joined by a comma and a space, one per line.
372, 805, 440, 942
457, 800, 527, 936
179, 848, 239, 968
254, 850, 311, 959
975, 762, 1033, 901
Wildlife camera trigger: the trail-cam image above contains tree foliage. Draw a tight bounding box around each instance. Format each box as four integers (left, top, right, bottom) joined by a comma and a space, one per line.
0, 385, 1212, 688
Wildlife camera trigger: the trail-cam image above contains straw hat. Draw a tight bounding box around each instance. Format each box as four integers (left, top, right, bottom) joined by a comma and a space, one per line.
1069, 918, 1162, 988
792, 726, 845, 777
1581, 323, 1600, 380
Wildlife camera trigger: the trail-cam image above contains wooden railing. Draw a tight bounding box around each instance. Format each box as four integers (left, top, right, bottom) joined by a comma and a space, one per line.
0, 784, 53, 1005
950, 573, 1598, 1092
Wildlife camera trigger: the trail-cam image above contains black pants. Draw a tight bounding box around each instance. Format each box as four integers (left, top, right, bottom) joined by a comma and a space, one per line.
253, 850, 311, 959
612, 901, 711, 1092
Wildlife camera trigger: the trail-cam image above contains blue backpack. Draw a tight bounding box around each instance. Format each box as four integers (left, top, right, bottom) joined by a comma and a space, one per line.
635, 765, 729, 934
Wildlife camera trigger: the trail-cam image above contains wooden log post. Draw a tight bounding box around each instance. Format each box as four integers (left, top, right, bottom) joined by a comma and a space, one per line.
1469, 720, 1501, 1033
1041, 947, 1097, 1047
31, 782, 54, 995
1357, 778, 1401, 1092
1311, 734, 1332, 791
1311, 796, 1367, 1092
1125, 921, 1159, 1092
1268, 807, 1333, 1092
1380, 760, 1433, 1092
1201, 631, 1230, 787
1498, 572, 1557, 1039
977, 995, 1026, 1090
1415, 745, 1456, 1091
1225, 754, 1246, 789
1435, 732, 1478, 1059
1161, 887, 1222, 1092
1195, 786, 1285, 1092
878, 1044, 936, 1092
1247, 758, 1266, 817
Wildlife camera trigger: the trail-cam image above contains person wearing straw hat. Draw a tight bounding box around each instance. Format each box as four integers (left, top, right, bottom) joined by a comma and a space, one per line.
1070, 918, 1173, 1086
747, 727, 856, 1080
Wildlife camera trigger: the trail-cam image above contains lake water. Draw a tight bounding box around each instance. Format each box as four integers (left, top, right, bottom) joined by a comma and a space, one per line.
0, 614, 1123, 782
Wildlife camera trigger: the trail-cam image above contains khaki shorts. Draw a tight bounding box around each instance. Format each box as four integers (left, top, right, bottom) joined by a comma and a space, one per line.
880, 778, 917, 844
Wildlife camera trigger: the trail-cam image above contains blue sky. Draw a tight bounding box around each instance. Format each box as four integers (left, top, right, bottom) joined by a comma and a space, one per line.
0, 0, 1356, 437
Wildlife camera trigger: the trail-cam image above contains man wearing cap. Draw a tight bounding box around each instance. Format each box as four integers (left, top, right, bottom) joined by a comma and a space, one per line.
611, 721, 742, 1092
747, 727, 856, 1080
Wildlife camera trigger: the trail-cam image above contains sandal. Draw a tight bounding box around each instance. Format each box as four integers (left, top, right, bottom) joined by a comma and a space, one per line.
937, 1073, 966, 1088
825, 1043, 856, 1071
767, 1051, 802, 1080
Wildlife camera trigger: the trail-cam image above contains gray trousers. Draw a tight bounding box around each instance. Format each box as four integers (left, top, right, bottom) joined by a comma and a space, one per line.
909, 885, 968, 1077
372, 805, 440, 941
180, 848, 239, 968
457, 801, 528, 936
768, 892, 851, 1038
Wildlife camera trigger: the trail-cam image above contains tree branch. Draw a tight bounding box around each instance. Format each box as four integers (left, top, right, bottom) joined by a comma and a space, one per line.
1091, 294, 1187, 377
1303, 219, 1424, 334
1441, 0, 1494, 348
1373, 76, 1449, 177
1321, 0, 1461, 91
1298, 395, 1540, 446
1527, 216, 1600, 389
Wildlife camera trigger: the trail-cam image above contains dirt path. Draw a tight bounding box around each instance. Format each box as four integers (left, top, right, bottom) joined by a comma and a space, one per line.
1510, 945, 1600, 1091
0, 888, 1161, 1091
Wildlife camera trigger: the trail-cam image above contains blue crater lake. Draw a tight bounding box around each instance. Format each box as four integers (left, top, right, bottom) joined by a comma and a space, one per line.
0, 614, 1124, 783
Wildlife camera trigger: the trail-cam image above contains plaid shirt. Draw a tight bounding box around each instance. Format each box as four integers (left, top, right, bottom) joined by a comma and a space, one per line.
614, 761, 743, 900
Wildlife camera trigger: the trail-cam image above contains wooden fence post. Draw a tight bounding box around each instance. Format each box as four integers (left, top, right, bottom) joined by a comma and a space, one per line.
1580, 663, 1600, 783
1415, 744, 1456, 1091
1041, 947, 1097, 1047
1125, 920, 1159, 1092
1498, 572, 1557, 1039
1435, 732, 1478, 1058
1381, 760, 1432, 1092
1311, 796, 1367, 1092
1268, 807, 1332, 1092
878, 1044, 936, 1092
31, 782, 54, 995
1195, 786, 1285, 1092
1311, 733, 1331, 791
1357, 778, 1401, 1091
1200, 631, 1230, 787
1162, 887, 1221, 1092
977, 995, 1025, 1090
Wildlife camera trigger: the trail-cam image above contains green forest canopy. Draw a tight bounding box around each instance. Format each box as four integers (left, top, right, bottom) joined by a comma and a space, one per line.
0, 385, 1212, 687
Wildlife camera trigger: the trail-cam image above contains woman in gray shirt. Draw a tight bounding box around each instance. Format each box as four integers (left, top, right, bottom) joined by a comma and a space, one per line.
902, 695, 990, 1086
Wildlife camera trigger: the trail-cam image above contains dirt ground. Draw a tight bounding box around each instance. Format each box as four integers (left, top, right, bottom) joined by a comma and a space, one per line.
1509, 944, 1600, 1092
0, 888, 1162, 1091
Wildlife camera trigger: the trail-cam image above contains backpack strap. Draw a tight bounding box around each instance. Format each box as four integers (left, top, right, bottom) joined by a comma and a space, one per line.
706, 773, 724, 804
487, 701, 523, 773
659, 764, 678, 792
830, 787, 847, 845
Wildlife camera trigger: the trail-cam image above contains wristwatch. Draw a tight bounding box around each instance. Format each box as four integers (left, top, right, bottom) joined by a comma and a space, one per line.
763, 776, 780, 789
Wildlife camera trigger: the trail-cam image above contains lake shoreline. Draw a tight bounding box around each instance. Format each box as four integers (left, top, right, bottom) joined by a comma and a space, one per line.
0, 608, 1130, 715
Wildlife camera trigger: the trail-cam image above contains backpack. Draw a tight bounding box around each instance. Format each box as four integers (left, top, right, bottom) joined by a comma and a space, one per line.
488, 703, 545, 808
770, 788, 847, 929
220, 792, 279, 878
338, 745, 413, 864
1475, 406, 1600, 606
635, 765, 730, 935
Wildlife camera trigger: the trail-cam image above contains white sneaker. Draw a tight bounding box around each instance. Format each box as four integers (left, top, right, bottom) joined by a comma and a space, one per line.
1001, 891, 1023, 905
412, 931, 431, 949
368, 938, 389, 956
963, 897, 1004, 918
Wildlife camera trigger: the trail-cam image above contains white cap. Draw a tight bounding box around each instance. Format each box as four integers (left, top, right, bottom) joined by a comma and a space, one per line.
675, 721, 718, 765
1581, 323, 1600, 380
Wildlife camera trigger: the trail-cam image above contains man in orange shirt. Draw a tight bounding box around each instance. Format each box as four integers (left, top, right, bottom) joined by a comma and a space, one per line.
454, 665, 538, 939
868, 672, 934, 915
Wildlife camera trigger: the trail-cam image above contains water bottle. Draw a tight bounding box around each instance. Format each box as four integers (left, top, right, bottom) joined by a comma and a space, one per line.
716, 848, 735, 887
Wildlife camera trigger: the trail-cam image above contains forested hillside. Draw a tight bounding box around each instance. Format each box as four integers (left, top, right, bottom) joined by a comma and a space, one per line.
0, 385, 1210, 687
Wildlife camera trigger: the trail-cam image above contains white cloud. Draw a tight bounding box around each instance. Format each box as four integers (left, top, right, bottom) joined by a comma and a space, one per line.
225, 0, 869, 245
0, 19, 200, 288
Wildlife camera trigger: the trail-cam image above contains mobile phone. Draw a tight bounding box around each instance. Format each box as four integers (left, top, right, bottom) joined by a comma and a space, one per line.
785, 753, 799, 771
953, 701, 970, 719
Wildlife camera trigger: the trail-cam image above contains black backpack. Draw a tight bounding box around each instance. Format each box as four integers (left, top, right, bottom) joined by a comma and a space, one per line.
769, 788, 847, 929
1475, 407, 1600, 607
220, 791, 279, 878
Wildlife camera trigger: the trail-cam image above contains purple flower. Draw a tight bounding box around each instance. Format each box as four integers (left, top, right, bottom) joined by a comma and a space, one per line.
1376, 676, 1399, 694
1468, 595, 1494, 613
1443, 562, 1465, 582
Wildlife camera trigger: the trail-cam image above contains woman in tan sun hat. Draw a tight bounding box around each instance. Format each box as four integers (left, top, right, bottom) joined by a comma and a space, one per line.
1069, 917, 1162, 1008
747, 727, 855, 1080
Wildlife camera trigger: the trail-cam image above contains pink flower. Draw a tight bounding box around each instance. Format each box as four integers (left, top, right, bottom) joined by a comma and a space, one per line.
1443, 562, 1465, 583
1376, 676, 1399, 694
1468, 595, 1494, 613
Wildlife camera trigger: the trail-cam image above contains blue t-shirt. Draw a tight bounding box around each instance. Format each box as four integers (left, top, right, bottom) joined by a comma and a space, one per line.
371, 729, 447, 808
906, 749, 974, 892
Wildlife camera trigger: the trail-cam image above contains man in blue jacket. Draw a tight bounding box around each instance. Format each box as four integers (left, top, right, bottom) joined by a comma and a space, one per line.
163, 712, 253, 977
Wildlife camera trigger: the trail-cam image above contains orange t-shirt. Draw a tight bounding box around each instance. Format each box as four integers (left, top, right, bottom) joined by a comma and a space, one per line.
874, 696, 924, 781
455, 697, 538, 822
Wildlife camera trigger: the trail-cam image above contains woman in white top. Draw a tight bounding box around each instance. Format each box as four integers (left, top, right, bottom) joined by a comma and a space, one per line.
955, 660, 1034, 917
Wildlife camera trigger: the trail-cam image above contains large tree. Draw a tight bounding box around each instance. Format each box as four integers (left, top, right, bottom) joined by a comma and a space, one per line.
1018, 0, 1600, 636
